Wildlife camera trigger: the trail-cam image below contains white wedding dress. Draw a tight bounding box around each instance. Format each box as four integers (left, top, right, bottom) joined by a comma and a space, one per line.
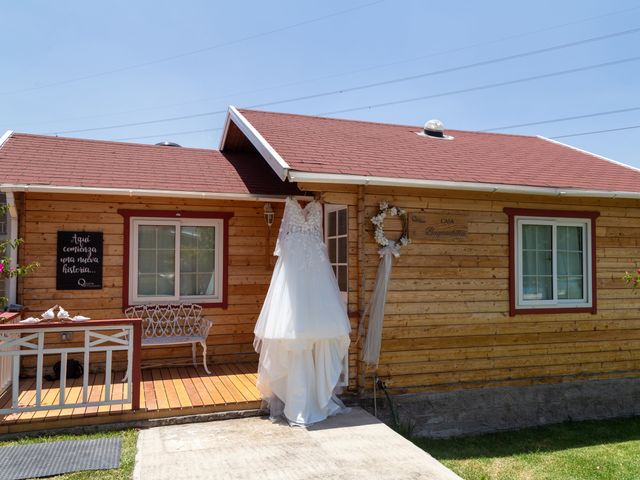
254, 197, 351, 425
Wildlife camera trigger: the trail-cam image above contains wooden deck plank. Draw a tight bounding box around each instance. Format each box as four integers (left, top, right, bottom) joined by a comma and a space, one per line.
1, 377, 36, 423
159, 368, 182, 409
194, 367, 226, 405
205, 368, 237, 404
227, 364, 261, 401
211, 365, 248, 403
142, 370, 157, 411
168, 368, 194, 408
151, 368, 170, 410
85, 373, 105, 416
175, 367, 204, 407
1, 362, 261, 432
218, 364, 254, 402
109, 372, 125, 414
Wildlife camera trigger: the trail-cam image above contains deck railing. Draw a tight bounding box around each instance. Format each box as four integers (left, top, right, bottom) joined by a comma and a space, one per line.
0, 318, 141, 416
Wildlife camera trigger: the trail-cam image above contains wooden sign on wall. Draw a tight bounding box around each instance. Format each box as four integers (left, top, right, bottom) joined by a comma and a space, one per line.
56, 231, 103, 290
409, 211, 469, 242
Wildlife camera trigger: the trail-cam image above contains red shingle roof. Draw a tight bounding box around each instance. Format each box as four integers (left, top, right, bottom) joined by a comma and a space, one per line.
1, 133, 298, 196
238, 109, 640, 193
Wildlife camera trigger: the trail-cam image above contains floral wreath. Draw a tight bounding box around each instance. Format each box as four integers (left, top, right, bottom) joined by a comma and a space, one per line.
370, 201, 410, 249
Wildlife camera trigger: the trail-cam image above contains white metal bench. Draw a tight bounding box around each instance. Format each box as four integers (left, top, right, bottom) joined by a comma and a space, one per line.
124, 303, 213, 374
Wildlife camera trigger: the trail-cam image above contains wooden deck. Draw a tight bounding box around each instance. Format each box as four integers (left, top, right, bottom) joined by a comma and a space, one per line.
0, 363, 262, 435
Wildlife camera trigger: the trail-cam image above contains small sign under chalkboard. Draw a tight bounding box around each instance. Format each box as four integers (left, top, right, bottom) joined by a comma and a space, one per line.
56, 231, 103, 290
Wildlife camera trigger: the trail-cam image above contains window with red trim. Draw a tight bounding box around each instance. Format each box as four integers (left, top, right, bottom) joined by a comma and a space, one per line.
504, 208, 598, 316
119, 210, 231, 308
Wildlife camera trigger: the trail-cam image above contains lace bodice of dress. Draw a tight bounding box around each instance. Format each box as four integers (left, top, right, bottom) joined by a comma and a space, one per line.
274, 197, 324, 256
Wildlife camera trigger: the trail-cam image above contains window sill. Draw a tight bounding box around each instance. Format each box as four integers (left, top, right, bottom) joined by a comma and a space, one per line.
512, 306, 596, 316
124, 300, 227, 310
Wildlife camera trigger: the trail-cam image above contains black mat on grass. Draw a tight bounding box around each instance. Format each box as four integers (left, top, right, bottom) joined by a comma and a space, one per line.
0, 437, 121, 480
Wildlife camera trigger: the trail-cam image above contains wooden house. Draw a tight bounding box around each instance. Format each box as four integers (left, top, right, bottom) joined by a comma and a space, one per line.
2, 107, 640, 436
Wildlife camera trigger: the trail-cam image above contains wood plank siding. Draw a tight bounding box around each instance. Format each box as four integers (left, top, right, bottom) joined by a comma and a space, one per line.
16, 193, 280, 373
15, 185, 640, 396
302, 183, 640, 394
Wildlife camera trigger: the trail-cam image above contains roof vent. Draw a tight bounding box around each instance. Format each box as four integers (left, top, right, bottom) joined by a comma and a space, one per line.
155, 141, 182, 147
418, 119, 454, 140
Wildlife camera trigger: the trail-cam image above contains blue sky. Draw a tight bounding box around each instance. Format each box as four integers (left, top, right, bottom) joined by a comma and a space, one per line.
2, 1, 639, 166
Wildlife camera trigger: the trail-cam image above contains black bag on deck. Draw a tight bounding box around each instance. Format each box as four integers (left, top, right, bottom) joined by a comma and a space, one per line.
45, 359, 84, 380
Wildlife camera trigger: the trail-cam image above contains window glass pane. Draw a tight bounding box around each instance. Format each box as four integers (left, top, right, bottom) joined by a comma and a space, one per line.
522, 251, 537, 276
536, 225, 552, 250
568, 277, 583, 299
328, 238, 337, 263
138, 250, 156, 274
138, 226, 156, 249
566, 252, 583, 275
179, 226, 215, 297
557, 276, 569, 299
137, 225, 175, 297
337, 265, 348, 292
328, 211, 337, 237
138, 275, 156, 296
181, 226, 197, 249
337, 237, 347, 263
522, 276, 552, 300
180, 273, 196, 296
197, 273, 215, 296
536, 251, 552, 275
539, 276, 552, 300
565, 226, 583, 251
522, 225, 536, 249
338, 209, 347, 236
180, 249, 196, 273
157, 274, 175, 296
521, 224, 552, 301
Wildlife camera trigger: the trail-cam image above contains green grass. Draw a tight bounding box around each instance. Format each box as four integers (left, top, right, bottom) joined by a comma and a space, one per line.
413, 417, 640, 480
0, 429, 138, 479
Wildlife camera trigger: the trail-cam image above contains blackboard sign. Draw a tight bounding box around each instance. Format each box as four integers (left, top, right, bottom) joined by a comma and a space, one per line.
56, 231, 103, 290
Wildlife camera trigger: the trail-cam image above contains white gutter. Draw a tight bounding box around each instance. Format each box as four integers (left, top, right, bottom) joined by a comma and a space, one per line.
287, 171, 640, 200
0, 184, 294, 203
6, 192, 18, 306
219, 106, 290, 181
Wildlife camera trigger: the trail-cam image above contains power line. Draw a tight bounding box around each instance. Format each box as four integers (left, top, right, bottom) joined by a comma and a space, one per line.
115, 127, 223, 142
551, 124, 640, 139
320, 56, 640, 116
116, 104, 640, 142
481, 106, 640, 131
0, 0, 386, 97
16, 4, 640, 129
49, 26, 640, 135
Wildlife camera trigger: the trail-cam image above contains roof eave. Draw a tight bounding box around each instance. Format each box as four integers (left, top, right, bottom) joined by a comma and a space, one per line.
0, 130, 14, 150
0, 183, 295, 203
287, 171, 640, 199
219, 106, 290, 181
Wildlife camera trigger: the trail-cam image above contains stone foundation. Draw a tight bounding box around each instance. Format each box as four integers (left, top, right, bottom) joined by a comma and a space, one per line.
366, 377, 640, 438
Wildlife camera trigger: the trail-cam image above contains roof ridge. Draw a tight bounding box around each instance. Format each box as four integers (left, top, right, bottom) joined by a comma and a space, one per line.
237, 108, 537, 139
8, 132, 220, 154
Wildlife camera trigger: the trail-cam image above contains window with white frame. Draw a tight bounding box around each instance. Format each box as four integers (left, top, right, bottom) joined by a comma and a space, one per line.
324, 205, 348, 301
129, 218, 223, 304
515, 216, 592, 309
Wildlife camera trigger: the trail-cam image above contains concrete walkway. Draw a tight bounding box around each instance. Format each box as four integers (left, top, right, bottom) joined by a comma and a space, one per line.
134, 407, 461, 480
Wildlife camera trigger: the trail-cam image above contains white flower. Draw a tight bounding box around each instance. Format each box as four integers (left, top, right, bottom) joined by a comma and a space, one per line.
389, 207, 397, 216
400, 236, 410, 246
379, 201, 389, 210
